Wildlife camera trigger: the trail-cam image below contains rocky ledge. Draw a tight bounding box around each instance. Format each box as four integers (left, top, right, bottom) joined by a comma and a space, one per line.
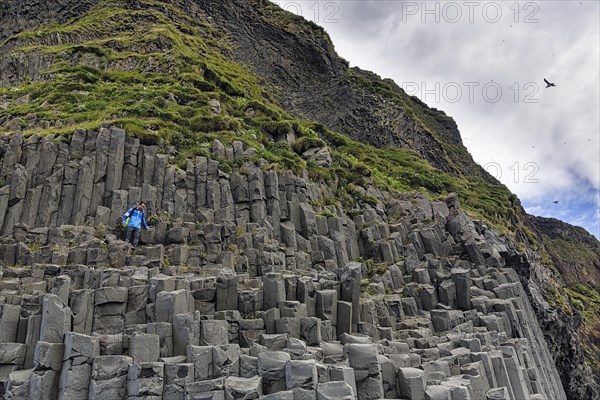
0, 128, 565, 399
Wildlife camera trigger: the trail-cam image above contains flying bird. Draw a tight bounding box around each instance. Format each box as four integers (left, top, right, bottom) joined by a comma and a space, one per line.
544, 78, 557, 88
553, 201, 559, 204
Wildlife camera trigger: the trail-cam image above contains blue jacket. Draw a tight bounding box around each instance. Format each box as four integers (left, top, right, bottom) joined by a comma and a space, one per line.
122, 208, 149, 230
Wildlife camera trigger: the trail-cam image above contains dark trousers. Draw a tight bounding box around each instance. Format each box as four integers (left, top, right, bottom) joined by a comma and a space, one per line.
125, 226, 141, 246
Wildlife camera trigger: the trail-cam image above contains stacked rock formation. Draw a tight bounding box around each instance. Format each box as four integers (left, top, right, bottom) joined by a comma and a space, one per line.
0, 128, 566, 399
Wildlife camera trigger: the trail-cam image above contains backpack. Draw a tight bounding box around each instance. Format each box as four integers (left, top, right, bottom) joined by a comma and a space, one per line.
124, 207, 135, 226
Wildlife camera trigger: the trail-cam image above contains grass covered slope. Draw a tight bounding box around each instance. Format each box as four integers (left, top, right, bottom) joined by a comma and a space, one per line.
0, 0, 270, 137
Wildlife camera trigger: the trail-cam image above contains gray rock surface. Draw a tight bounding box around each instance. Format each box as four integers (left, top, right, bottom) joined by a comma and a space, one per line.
0, 130, 567, 400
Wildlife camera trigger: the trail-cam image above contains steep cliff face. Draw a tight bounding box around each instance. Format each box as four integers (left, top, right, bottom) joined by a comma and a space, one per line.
0, 0, 598, 398
508, 241, 600, 399
195, 0, 486, 179
0, 0, 99, 41
530, 216, 600, 288
528, 215, 600, 391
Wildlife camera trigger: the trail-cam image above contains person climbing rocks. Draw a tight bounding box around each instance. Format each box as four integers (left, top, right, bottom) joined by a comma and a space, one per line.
122, 201, 149, 247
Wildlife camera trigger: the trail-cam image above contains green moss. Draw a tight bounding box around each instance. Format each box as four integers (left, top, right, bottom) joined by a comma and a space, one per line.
28, 243, 41, 251
261, 0, 332, 42
319, 210, 336, 218
292, 136, 327, 154
260, 121, 293, 137
304, 162, 332, 183
245, 100, 281, 120
564, 285, 600, 368
546, 238, 597, 265
565, 285, 600, 324
189, 116, 241, 133
365, 259, 388, 277
547, 286, 572, 314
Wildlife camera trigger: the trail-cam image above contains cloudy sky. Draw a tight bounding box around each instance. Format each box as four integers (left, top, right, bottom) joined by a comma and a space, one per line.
273, 0, 600, 238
